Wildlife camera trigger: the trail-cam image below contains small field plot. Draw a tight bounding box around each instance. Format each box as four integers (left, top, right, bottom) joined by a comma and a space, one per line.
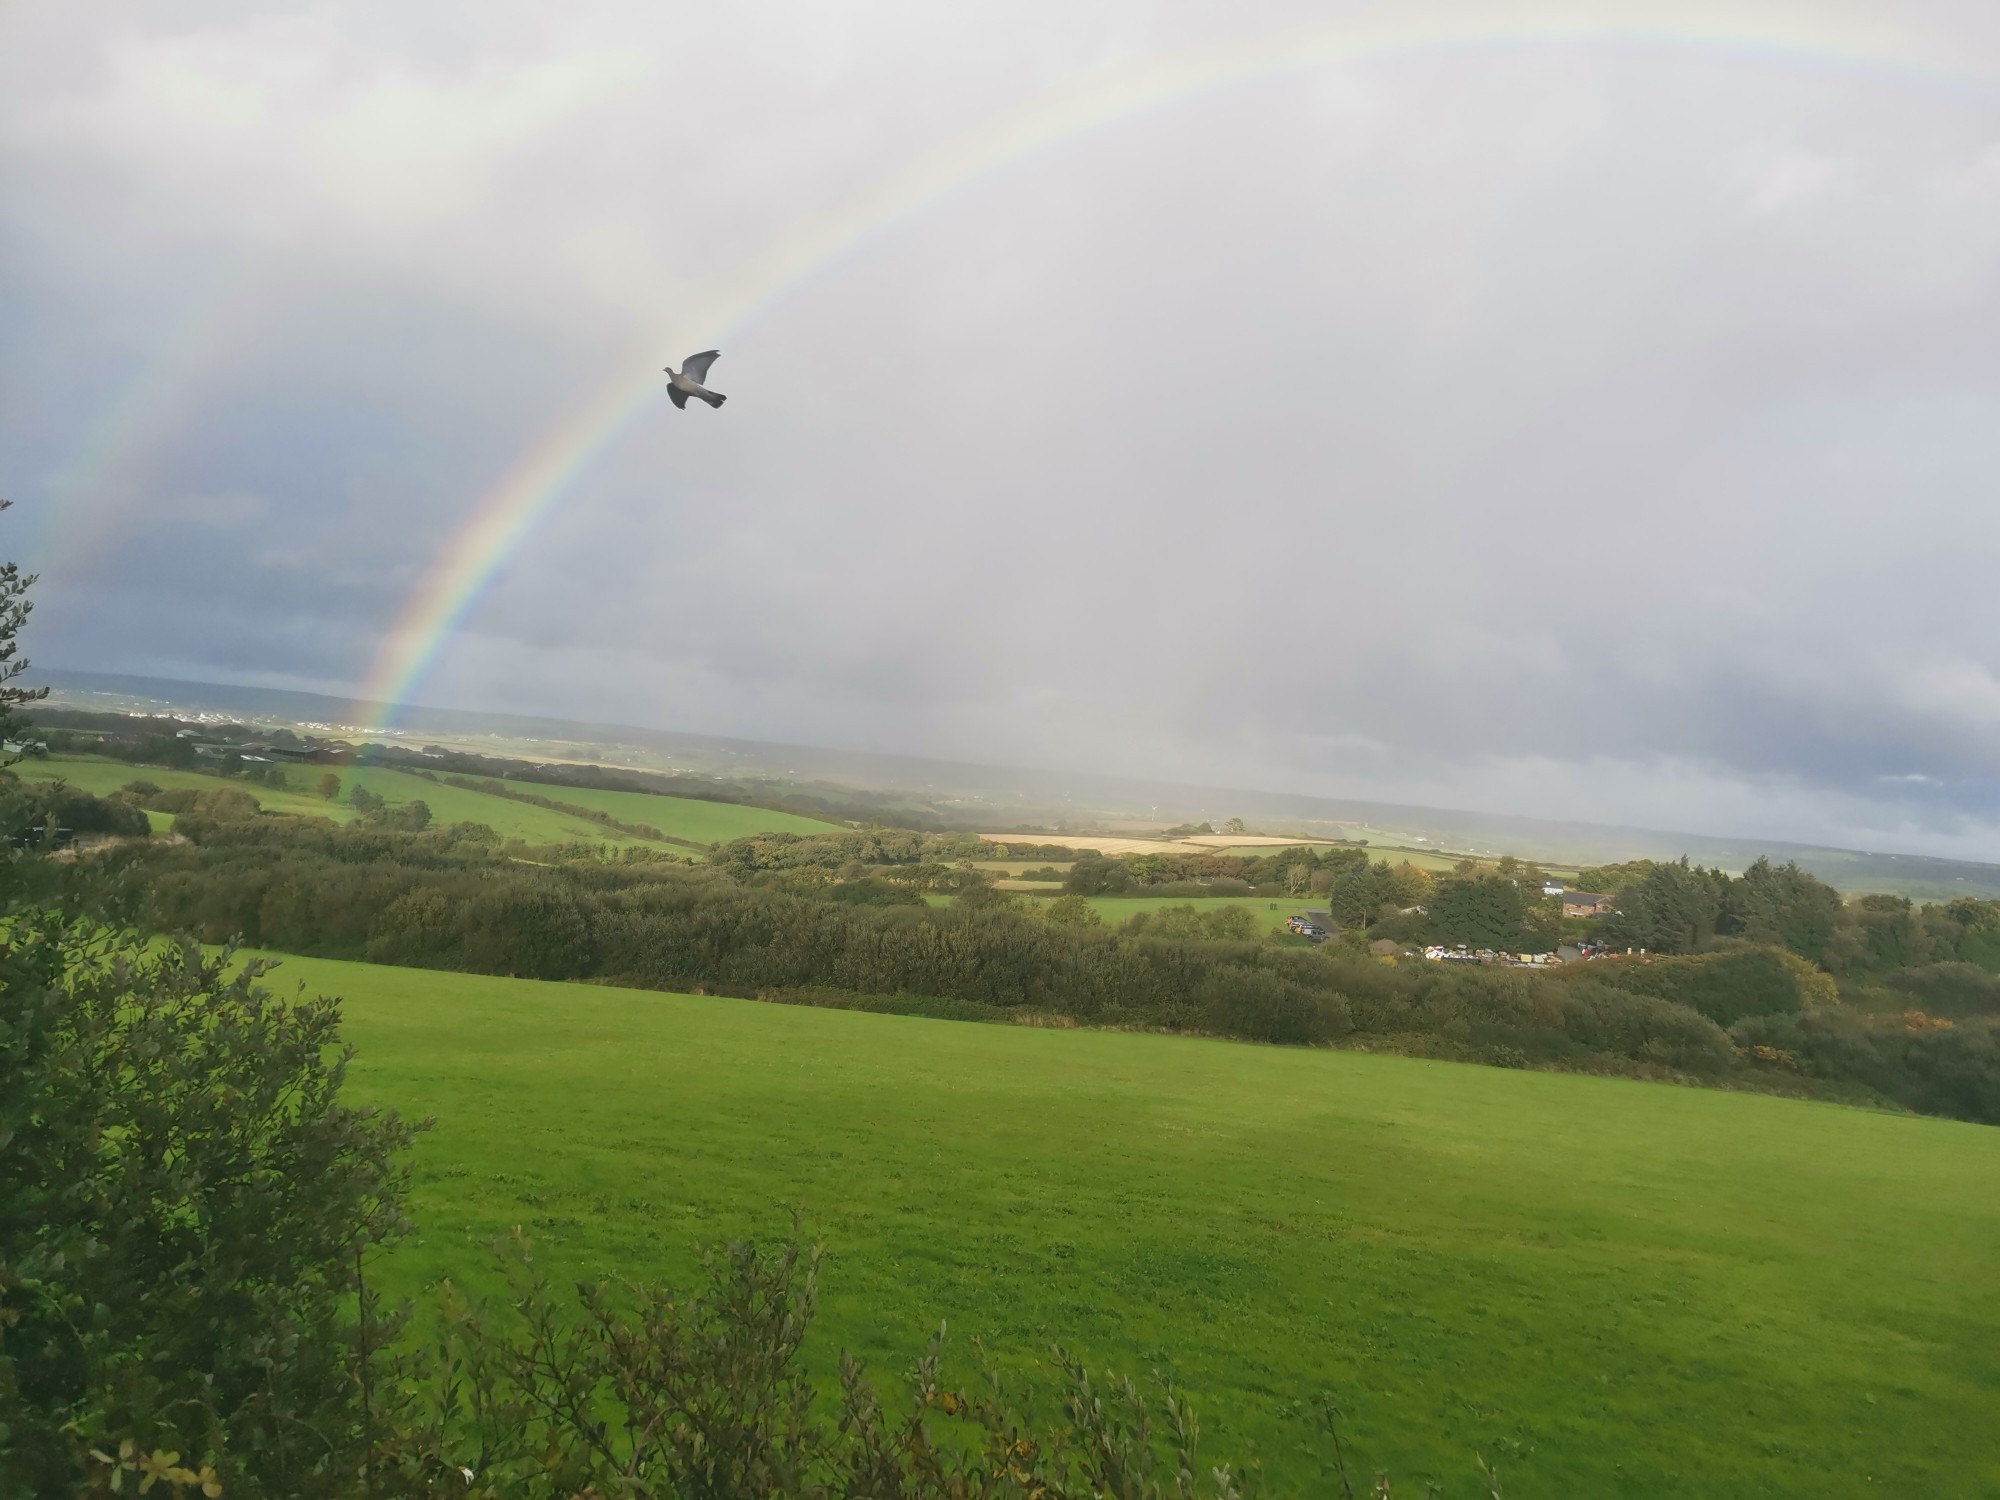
13, 754, 356, 821
503, 782, 842, 844
1334, 845, 1465, 873
1035, 893, 1307, 934
979, 832, 1178, 856
263, 953, 2000, 1496
10, 757, 657, 847
333, 767, 649, 847
1179, 835, 1343, 850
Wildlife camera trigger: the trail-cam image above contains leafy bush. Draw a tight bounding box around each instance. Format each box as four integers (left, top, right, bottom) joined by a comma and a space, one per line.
1556, 946, 1834, 1028
1732, 1009, 2000, 1123
1878, 962, 2000, 1019
1062, 855, 1136, 896
367, 1231, 1348, 1500
823, 876, 925, 907
1121, 904, 1258, 943
0, 779, 150, 843
0, 922, 420, 1498
122, 783, 262, 822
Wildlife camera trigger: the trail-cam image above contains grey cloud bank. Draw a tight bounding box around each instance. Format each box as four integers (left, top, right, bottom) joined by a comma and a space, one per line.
5, 1, 2000, 857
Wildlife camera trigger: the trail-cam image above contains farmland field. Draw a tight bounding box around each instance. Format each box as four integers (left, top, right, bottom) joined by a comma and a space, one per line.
14, 754, 362, 821
1029, 892, 1312, 934
265, 953, 2000, 1497
336, 765, 658, 845
13, 755, 658, 848
468, 780, 843, 844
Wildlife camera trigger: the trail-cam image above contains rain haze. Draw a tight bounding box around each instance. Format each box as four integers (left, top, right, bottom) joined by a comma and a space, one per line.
7, 0, 2000, 856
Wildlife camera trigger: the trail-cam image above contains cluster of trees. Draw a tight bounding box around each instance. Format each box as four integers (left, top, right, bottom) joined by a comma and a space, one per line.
1063, 846, 1434, 916
1589, 856, 2000, 975
350, 784, 434, 831
1404, 872, 1562, 952
713, 829, 993, 879
0, 776, 152, 845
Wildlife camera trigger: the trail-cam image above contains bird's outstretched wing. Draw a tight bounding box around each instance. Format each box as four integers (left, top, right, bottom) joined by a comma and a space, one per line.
680, 350, 721, 385
667, 386, 688, 409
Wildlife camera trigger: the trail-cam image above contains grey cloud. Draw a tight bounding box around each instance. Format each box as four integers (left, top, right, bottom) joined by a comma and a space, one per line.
6, 0, 2000, 855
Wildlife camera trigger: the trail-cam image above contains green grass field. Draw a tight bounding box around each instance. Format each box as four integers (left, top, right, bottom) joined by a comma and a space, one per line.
334, 766, 652, 847
1044, 893, 1310, 934
14, 755, 662, 848
258, 953, 2000, 1497
482, 781, 843, 844
14, 755, 361, 821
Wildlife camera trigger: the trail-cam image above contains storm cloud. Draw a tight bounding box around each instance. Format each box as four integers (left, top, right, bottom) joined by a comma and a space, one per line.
6, 0, 2000, 855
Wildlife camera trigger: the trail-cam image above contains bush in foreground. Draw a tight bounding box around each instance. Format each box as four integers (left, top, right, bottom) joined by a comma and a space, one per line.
0, 922, 421, 1499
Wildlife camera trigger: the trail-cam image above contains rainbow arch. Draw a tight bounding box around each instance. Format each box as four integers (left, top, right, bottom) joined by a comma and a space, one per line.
353, 0, 1956, 722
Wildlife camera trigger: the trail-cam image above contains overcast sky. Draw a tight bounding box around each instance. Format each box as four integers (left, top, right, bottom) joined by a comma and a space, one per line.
6, 0, 2000, 856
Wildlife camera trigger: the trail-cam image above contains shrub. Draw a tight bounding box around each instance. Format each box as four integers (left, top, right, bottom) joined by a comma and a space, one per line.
1122, 905, 1257, 943
1732, 1009, 2000, 1123
1560, 946, 1833, 1028
0, 923, 420, 1497
1063, 855, 1136, 896
364, 1229, 1371, 1500
0, 780, 150, 843
1878, 962, 2000, 1019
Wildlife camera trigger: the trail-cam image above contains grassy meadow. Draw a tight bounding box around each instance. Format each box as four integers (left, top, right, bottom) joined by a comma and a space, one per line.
475, 779, 843, 843
14, 754, 840, 850
16, 754, 359, 821
1055, 893, 1312, 934
259, 952, 2000, 1497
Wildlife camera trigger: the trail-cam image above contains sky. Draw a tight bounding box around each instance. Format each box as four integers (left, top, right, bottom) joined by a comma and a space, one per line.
6, 0, 2000, 857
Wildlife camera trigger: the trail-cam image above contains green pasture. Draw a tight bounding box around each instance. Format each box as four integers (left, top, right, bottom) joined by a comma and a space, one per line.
482, 780, 842, 844
12, 755, 651, 848
1053, 893, 1309, 934
333, 766, 646, 847
13, 754, 358, 821
260, 953, 2000, 1497
1359, 846, 1468, 874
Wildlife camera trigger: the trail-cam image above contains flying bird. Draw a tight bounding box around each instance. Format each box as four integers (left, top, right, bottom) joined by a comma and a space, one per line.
663, 350, 726, 410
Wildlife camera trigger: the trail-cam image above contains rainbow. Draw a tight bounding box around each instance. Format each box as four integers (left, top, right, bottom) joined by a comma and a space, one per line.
334, 0, 1951, 722
30, 278, 261, 577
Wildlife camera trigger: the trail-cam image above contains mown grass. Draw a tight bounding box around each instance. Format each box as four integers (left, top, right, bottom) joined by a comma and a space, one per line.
264, 952, 2000, 1498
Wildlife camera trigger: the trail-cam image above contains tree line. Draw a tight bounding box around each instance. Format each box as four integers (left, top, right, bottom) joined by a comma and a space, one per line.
28, 806, 1991, 1124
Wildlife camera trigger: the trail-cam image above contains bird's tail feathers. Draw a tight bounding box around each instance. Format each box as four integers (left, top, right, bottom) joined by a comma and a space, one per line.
696, 389, 726, 408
